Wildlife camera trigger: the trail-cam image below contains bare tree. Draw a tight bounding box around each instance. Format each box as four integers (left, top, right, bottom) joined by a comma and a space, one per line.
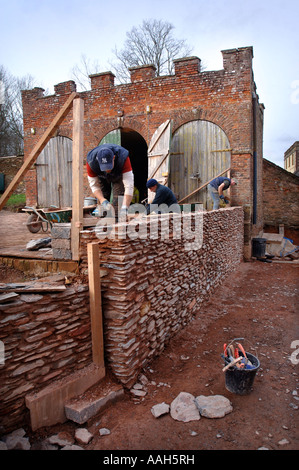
110, 19, 193, 83
0, 66, 37, 156
71, 54, 102, 91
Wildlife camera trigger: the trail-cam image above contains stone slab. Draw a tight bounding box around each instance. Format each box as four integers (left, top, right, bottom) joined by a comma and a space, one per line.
25, 363, 105, 430
65, 377, 124, 424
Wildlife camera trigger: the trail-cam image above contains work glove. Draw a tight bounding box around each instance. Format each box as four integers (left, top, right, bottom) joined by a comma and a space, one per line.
224, 198, 229, 204
100, 199, 113, 218
101, 199, 112, 210
119, 207, 128, 222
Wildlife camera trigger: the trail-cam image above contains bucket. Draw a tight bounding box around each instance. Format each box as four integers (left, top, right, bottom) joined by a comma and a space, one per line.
84, 197, 97, 207
252, 238, 267, 258
225, 351, 260, 395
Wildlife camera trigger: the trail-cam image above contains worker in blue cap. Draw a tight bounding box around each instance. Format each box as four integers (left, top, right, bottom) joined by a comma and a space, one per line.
146, 179, 179, 215
86, 144, 134, 221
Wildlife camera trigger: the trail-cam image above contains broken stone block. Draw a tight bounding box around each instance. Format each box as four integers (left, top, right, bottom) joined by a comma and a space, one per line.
75, 428, 93, 445
99, 428, 110, 436
48, 432, 74, 446
170, 392, 200, 422
195, 395, 233, 418
2, 428, 31, 450
151, 402, 170, 418
26, 238, 51, 251
130, 388, 147, 397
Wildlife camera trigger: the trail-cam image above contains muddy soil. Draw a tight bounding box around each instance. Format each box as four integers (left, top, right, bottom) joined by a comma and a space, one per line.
0, 211, 298, 452
1, 259, 298, 452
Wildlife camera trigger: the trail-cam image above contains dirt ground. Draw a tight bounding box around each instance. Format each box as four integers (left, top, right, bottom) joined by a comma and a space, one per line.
0, 211, 298, 453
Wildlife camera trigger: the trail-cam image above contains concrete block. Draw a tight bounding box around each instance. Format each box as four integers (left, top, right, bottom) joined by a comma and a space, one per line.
52, 248, 72, 260
51, 224, 71, 239
25, 363, 105, 430
51, 238, 71, 250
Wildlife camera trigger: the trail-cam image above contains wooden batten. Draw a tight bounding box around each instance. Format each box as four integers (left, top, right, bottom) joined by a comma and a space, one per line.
87, 242, 105, 368
71, 97, 84, 261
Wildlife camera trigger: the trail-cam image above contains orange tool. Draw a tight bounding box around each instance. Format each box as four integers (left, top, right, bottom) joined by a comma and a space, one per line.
237, 343, 247, 358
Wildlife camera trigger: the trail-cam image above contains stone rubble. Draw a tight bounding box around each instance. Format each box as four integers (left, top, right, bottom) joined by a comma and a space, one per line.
170, 392, 201, 422
151, 402, 170, 418
75, 428, 93, 445
151, 392, 233, 422
195, 395, 233, 418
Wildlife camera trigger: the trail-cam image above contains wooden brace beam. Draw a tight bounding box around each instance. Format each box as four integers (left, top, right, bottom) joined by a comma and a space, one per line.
0, 91, 79, 210
178, 167, 231, 204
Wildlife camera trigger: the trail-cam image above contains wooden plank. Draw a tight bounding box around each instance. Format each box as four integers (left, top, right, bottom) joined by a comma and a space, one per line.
149, 151, 170, 179
71, 97, 84, 261
178, 167, 230, 203
0, 92, 79, 210
87, 242, 105, 367
148, 120, 172, 202
148, 120, 170, 154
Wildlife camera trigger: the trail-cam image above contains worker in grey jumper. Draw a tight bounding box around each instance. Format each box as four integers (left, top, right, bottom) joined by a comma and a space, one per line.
208, 176, 237, 210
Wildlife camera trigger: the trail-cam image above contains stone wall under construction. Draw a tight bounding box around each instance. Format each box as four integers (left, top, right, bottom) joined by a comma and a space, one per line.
79, 207, 244, 387
0, 206, 243, 432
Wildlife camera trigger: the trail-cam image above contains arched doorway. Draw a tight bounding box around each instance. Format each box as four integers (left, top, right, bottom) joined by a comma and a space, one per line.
170, 120, 231, 210
99, 128, 148, 202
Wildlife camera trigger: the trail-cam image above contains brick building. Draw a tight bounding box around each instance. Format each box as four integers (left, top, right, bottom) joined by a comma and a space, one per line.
22, 46, 264, 257
284, 141, 299, 175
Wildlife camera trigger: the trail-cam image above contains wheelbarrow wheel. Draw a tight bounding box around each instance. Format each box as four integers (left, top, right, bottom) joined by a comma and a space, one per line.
26, 213, 42, 233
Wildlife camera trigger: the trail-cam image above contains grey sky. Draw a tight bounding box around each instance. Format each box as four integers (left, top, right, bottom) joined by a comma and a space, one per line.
1, 0, 298, 167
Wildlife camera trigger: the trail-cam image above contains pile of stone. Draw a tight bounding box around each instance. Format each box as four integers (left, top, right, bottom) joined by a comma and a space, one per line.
151, 391, 233, 421
0, 428, 93, 451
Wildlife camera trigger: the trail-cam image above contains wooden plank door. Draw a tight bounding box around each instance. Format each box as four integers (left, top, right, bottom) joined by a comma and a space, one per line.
147, 119, 172, 202
170, 120, 231, 209
36, 136, 72, 208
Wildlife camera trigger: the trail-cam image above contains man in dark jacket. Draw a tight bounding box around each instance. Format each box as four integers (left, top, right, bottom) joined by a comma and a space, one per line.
208, 176, 237, 210
146, 179, 180, 215
86, 144, 134, 219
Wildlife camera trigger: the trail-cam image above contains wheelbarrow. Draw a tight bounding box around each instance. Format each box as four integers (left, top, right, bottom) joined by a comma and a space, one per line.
22, 206, 72, 233
23, 205, 96, 233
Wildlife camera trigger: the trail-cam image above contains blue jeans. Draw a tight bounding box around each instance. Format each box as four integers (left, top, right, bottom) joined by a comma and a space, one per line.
208, 184, 220, 210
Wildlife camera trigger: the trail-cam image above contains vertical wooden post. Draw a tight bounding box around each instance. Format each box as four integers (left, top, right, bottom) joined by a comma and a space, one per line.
87, 242, 105, 367
71, 97, 84, 261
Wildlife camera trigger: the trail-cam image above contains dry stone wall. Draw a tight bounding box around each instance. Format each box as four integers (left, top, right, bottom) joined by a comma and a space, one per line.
0, 207, 243, 433
0, 283, 91, 433
79, 207, 244, 388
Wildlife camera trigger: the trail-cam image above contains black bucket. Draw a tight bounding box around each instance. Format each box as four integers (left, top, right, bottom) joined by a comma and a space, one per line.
252, 238, 267, 258
225, 352, 260, 395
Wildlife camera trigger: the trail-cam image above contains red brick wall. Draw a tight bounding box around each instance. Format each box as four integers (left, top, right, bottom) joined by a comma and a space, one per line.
263, 158, 299, 229
21, 47, 264, 251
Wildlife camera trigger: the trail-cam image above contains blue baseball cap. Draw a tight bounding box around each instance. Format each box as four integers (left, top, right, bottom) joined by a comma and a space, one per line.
146, 178, 158, 188
97, 148, 114, 171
